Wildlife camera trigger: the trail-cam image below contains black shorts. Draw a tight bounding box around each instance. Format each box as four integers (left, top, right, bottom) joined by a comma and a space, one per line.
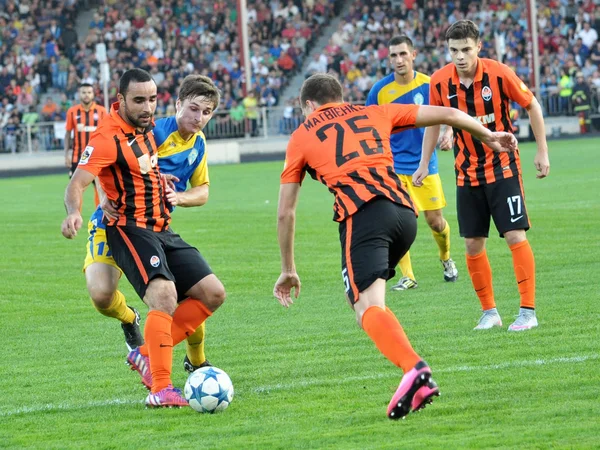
457, 175, 530, 238
339, 198, 417, 304
105, 225, 213, 301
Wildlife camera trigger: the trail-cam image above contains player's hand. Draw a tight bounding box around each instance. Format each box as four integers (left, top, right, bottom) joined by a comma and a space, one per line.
161, 173, 180, 206
483, 131, 518, 153
64, 155, 71, 168
165, 184, 178, 206
101, 196, 120, 221
438, 129, 453, 151
61, 213, 83, 239
412, 166, 429, 187
160, 173, 179, 191
534, 150, 550, 178
273, 272, 301, 308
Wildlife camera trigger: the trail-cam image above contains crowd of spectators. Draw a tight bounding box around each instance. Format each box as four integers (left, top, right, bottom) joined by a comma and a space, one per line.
308, 0, 600, 118
1, 0, 341, 151
2, 0, 600, 152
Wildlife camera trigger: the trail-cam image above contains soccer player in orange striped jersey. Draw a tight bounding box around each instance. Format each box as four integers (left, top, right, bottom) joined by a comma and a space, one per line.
414, 20, 550, 332
64, 83, 107, 206
274, 74, 517, 419
62, 69, 225, 408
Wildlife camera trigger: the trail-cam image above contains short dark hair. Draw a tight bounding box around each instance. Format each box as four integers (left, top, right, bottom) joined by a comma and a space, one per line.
118, 68, 154, 97
79, 83, 94, 90
178, 75, 221, 110
388, 35, 414, 48
300, 74, 343, 106
445, 20, 480, 42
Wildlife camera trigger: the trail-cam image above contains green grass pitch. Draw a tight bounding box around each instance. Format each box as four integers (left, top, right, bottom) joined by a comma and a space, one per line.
1, 137, 599, 448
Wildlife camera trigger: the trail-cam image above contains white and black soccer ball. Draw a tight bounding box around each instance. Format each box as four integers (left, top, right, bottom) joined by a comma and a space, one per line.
184, 366, 234, 413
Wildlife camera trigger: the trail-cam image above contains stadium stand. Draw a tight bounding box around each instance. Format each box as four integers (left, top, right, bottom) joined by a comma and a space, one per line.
320, 0, 600, 121
1, 0, 599, 153
1, 0, 341, 151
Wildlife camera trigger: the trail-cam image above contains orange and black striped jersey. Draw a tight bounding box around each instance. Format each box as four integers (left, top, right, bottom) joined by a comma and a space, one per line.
429, 58, 534, 187
281, 102, 417, 222
65, 103, 108, 165
76, 102, 170, 232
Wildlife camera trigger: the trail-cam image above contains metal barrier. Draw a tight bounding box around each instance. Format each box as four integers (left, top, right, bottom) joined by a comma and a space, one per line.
2, 94, 599, 154
540, 89, 600, 117
1, 106, 305, 153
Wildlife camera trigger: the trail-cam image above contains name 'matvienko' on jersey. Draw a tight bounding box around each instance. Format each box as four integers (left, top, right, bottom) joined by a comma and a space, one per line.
281, 103, 418, 222
153, 116, 209, 193
88, 116, 210, 229
430, 58, 534, 187
65, 103, 107, 165
366, 71, 438, 176
77, 102, 170, 231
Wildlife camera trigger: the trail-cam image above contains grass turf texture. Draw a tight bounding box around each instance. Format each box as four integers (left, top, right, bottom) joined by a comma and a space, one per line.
1, 138, 599, 449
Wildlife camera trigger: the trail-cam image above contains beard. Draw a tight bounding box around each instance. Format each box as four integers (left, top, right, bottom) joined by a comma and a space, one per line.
124, 106, 152, 129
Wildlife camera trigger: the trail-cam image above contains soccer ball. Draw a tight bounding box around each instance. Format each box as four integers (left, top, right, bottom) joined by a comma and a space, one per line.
184, 366, 234, 413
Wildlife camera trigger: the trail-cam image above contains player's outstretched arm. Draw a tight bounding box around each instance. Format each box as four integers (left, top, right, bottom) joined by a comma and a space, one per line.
415, 106, 518, 153
525, 97, 550, 178
62, 169, 95, 239
274, 182, 302, 307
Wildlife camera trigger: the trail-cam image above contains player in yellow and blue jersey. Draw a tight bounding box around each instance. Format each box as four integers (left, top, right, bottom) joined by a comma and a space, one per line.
82, 75, 220, 379
366, 36, 458, 291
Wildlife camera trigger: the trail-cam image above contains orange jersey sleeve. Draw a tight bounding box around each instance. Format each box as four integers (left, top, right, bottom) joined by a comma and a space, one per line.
429, 79, 444, 107
281, 137, 307, 184
76, 131, 117, 177
498, 63, 534, 108
65, 106, 76, 132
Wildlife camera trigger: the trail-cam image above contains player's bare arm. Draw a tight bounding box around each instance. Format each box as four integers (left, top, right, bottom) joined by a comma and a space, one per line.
525, 97, 550, 178
64, 131, 72, 168
176, 184, 209, 207
274, 182, 302, 307
61, 169, 96, 239
413, 106, 518, 186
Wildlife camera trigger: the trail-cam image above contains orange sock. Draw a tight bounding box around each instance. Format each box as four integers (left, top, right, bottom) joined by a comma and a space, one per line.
510, 240, 536, 309
93, 188, 100, 207
139, 299, 212, 357
361, 306, 421, 373
145, 310, 173, 393
466, 250, 495, 310
171, 298, 212, 347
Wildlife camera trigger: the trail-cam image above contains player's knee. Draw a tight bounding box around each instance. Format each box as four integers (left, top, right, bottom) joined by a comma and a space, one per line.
87, 282, 116, 309
504, 229, 526, 246
145, 278, 178, 315
425, 213, 445, 232
205, 283, 226, 311
465, 238, 486, 256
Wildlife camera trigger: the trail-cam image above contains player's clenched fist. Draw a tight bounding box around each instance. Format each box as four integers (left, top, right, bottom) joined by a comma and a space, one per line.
61, 213, 83, 239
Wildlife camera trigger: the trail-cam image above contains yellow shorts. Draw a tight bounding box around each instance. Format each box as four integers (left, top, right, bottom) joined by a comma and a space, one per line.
82, 221, 122, 273
398, 173, 447, 212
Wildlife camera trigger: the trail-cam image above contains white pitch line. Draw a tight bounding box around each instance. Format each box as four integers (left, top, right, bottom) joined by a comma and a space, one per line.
0, 398, 140, 418
1, 354, 597, 417
252, 354, 600, 393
